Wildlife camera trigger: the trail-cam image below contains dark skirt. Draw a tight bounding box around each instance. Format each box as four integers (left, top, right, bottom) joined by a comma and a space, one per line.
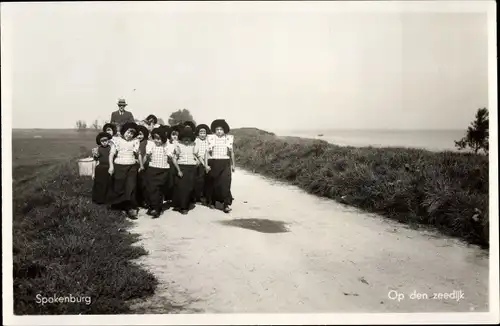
92, 164, 111, 204
193, 164, 208, 202
108, 164, 138, 209
162, 161, 175, 201
172, 165, 197, 210
136, 164, 149, 207
146, 167, 170, 211
206, 159, 232, 206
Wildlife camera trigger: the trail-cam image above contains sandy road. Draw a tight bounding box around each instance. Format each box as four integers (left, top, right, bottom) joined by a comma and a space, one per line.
128, 170, 489, 313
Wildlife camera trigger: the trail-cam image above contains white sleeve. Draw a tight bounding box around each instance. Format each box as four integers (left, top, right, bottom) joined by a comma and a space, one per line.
132, 139, 140, 153
226, 135, 234, 149
207, 134, 215, 150
145, 141, 153, 155
165, 143, 174, 157
113, 137, 120, 152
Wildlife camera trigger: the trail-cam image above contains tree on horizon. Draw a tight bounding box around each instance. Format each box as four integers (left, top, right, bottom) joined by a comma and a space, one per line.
455, 107, 489, 154
168, 109, 196, 126
75, 120, 87, 131
91, 120, 101, 131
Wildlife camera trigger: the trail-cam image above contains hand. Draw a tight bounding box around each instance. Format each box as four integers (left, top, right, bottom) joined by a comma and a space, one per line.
92, 147, 98, 157
232, 165, 236, 173
138, 166, 145, 172
92, 174, 95, 180
205, 166, 211, 173
108, 166, 114, 176
178, 171, 183, 178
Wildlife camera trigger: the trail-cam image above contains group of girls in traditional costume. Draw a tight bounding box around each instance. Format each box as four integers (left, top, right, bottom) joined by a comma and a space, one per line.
91, 117, 236, 219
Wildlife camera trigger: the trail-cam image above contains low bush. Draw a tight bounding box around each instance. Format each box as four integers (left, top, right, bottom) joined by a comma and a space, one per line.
232, 129, 489, 248
13, 160, 158, 314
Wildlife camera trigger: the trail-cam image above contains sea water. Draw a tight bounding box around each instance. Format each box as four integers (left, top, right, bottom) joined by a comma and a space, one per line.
274, 129, 466, 152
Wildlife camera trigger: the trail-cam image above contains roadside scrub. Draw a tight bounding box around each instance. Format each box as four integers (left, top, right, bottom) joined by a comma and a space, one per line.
13, 159, 158, 314
232, 128, 489, 248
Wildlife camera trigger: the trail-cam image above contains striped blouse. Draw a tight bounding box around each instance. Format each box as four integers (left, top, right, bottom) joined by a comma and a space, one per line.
112, 137, 140, 165
174, 143, 199, 165
146, 141, 171, 169
207, 134, 233, 160
109, 135, 120, 146
195, 137, 210, 159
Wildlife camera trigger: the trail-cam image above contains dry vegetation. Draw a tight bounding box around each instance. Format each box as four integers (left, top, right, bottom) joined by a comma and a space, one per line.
12, 131, 157, 314
11, 127, 489, 314
232, 128, 489, 248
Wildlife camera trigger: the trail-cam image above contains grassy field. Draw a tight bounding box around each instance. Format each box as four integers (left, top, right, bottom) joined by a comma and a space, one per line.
12, 130, 157, 314
231, 128, 490, 249
11, 127, 489, 314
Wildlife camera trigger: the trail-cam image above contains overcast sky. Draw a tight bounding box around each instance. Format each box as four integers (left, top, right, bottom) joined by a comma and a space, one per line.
5, 2, 490, 131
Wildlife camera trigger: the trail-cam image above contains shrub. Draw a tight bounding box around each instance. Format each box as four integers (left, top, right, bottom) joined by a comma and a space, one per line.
13, 160, 158, 314
232, 128, 489, 248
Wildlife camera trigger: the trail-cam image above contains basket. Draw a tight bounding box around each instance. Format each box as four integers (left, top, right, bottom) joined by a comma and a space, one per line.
78, 157, 95, 177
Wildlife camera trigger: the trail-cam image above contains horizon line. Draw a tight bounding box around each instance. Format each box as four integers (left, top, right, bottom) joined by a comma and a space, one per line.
11, 127, 465, 131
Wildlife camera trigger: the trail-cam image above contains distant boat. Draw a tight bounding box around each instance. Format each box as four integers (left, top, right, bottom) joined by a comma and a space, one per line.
317, 133, 324, 137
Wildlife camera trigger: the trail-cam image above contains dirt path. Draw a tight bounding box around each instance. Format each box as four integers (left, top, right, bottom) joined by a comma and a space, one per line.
128, 170, 489, 313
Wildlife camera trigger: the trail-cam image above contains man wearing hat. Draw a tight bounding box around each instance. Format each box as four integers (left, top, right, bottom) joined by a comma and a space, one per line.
110, 99, 135, 133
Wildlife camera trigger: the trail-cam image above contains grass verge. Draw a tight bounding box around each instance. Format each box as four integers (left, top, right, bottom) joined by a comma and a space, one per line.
12, 158, 158, 315
232, 128, 489, 248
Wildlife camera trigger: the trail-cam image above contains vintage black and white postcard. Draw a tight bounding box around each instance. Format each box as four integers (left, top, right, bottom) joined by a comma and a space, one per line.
2, 1, 498, 325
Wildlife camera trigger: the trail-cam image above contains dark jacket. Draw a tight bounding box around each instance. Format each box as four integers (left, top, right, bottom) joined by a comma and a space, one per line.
110, 110, 135, 129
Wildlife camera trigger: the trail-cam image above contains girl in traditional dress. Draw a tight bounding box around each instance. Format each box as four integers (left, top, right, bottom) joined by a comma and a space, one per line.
193, 124, 211, 204
144, 128, 172, 218
107, 122, 144, 219
164, 124, 182, 200
92, 132, 113, 205
171, 128, 207, 215
136, 125, 150, 208
205, 119, 235, 213
160, 125, 174, 203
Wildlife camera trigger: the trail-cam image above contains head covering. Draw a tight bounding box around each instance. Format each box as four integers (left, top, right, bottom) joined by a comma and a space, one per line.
96, 132, 112, 146
183, 121, 196, 131
146, 114, 158, 124
117, 98, 127, 107
210, 119, 230, 134
169, 124, 183, 138
179, 128, 196, 142
159, 125, 170, 136
102, 123, 117, 136
121, 122, 138, 137
136, 125, 149, 140
151, 127, 168, 143
195, 124, 212, 136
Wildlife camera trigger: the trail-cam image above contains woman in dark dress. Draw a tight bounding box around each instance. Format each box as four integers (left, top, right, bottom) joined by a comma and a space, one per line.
107, 122, 144, 219
205, 119, 235, 213
193, 124, 211, 204
92, 132, 113, 204
163, 124, 182, 203
144, 128, 172, 218
170, 128, 203, 214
